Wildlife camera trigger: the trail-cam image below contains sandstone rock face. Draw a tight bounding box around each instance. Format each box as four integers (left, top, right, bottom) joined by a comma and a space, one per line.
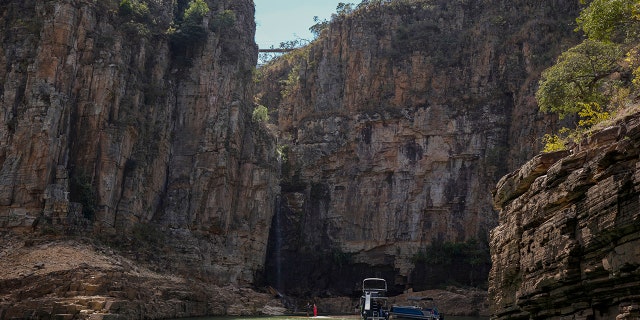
0, 0, 278, 312
489, 113, 640, 319
0, 234, 284, 319
256, 0, 580, 294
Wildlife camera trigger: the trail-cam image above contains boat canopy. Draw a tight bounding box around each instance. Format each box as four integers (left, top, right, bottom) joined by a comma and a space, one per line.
362, 278, 387, 292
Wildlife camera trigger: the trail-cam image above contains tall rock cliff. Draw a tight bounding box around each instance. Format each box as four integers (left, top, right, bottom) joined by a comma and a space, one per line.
489, 112, 640, 319
1, 0, 279, 317
256, 0, 581, 295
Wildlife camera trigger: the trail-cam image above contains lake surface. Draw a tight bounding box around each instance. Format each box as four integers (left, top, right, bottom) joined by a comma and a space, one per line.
174, 316, 488, 320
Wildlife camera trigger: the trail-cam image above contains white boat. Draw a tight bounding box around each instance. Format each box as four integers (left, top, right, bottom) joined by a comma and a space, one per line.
359, 278, 389, 320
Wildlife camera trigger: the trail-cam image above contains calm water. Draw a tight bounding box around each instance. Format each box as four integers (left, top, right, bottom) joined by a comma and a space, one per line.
174, 316, 488, 320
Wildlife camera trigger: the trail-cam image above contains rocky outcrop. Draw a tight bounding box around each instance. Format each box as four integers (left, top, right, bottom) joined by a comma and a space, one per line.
489, 112, 640, 319
1, 0, 278, 317
256, 0, 580, 295
0, 234, 285, 319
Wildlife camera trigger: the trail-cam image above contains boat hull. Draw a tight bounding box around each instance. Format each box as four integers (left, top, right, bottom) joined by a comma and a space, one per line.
389, 306, 441, 320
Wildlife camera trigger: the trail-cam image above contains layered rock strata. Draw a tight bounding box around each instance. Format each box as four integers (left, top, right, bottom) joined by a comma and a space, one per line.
490, 112, 640, 319
257, 0, 580, 294
0, 234, 284, 319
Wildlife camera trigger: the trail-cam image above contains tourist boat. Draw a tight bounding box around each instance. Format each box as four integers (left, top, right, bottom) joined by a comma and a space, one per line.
360, 278, 389, 320
389, 297, 443, 320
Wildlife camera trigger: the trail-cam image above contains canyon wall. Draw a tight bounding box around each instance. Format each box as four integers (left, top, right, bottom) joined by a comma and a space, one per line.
1, 0, 277, 303
256, 0, 581, 295
490, 113, 640, 319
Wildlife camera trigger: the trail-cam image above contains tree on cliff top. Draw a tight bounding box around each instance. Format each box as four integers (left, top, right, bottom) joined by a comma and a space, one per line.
536, 39, 622, 119
536, 0, 640, 151
577, 0, 640, 42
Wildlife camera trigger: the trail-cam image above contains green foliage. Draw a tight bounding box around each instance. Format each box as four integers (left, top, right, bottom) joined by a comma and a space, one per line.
627, 46, 640, 91
309, 16, 329, 38
539, 99, 612, 152
168, 0, 210, 49
577, 101, 611, 127
336, 2, 355, 16
276, 144, 289, 161
537, 0, 640, 153
122, 21, 151, 37
252, 105, 270, 122
576, 0, 639, 41
183, 0, 210, 24
279, 39, 306, 50
119, 0, 150, 19
211, 9, 236, 31
281, 64, 302, 98
536, 39, 622, 119
119, 0, 154, 35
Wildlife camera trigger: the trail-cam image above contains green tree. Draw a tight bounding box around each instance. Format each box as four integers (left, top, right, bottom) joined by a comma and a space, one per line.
183, 0, 210, 24
576, 0, 639, 42
537, 0, 640, 153
536, 39, 622, 119
309, 16, 329, 38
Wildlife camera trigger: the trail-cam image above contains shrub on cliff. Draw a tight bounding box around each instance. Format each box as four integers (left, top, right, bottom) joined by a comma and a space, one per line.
211, 9, 236, 32
168, 0, 210, 51
118, 0, 157, 37
183, 0, 209, 24
119, 0, 150, 21
252, 105, 270, 123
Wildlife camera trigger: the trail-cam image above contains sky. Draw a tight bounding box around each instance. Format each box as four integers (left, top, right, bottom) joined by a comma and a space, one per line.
254, 0, 355, 49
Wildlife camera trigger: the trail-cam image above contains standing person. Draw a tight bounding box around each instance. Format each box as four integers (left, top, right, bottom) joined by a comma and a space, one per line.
313, 303, 318, 317
306, 302, 311, 317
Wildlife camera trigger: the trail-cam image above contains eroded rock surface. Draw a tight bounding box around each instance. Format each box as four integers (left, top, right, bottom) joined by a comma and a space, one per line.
490, 113, 640, 319
256, 0, 580, 294
0, 234, 284, 319
0, 0, 278, 317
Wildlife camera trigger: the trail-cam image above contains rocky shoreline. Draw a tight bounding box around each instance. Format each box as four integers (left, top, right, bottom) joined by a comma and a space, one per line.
0, 233, 285, 319
0, 232, 488, 319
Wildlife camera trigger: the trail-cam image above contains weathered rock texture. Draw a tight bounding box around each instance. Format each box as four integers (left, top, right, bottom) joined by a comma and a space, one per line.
256, 0, 580, 295
1, 0, 278, 317
490, 112, 640, 319
0, 234, 285, 319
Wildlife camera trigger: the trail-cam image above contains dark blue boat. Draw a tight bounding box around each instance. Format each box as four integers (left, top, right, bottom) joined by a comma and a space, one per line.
390, 297, 443, 320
